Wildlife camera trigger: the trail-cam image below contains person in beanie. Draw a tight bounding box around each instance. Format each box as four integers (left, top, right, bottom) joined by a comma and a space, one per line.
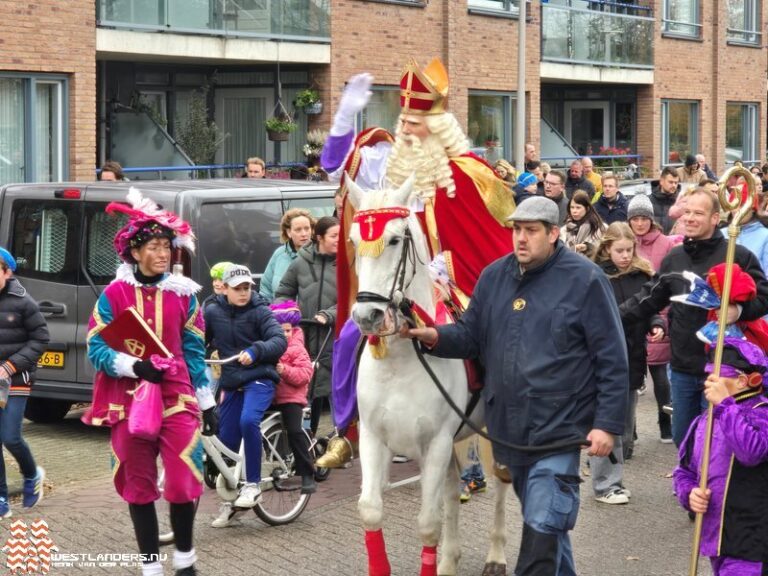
627, 193, 680, 442
83, 188, 218, 576
673, 337, 768, 575
270, 301, 316, 493
676, 154, 707, 188
513, 171, 539, 205
0, 246, 48, 518
407, 196, 628, 575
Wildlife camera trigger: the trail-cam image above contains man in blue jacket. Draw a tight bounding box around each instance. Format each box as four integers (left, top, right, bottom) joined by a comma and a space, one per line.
406, 197, 629, 576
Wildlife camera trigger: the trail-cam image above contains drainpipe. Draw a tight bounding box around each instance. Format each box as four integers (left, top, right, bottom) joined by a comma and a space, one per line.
515, 1, 526, 173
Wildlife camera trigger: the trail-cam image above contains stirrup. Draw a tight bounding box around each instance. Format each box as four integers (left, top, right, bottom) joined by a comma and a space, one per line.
315, 436, 354, 469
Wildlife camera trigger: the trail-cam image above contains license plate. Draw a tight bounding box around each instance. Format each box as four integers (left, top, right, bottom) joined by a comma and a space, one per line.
37, 351, 64, 369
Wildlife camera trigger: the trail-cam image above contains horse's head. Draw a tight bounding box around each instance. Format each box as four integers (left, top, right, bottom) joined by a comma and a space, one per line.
347, 174, 427, 336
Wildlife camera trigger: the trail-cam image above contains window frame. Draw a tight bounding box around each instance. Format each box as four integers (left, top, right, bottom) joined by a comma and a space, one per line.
661, 0, 701, 39
468, 90, 517, 165
725, 102, 760, 165
727, 0, 762, 46
468, 0, 520, 18
357, 85, 401, 134
661, 99, 700, 169
0, 73, 69, 185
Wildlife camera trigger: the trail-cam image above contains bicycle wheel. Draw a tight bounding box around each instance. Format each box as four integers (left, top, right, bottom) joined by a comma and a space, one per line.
203, 451, 219, 489
254, 422, 310, 526
313, 436, 331, 482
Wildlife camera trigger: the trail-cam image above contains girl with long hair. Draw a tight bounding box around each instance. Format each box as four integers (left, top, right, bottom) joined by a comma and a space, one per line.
589, 222, 665, 504
561, 190, 606, 257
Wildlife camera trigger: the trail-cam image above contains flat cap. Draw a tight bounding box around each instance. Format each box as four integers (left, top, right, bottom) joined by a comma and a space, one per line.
507, 196, 560, 225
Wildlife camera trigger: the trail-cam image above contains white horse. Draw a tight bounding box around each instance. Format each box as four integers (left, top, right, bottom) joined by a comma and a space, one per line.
346, 174, 509, 576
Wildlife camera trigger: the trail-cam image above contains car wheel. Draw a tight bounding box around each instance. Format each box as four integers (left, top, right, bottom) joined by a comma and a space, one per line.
24, 398, 73, 423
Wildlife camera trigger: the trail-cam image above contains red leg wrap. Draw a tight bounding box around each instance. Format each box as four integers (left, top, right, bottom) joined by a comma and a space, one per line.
364, 529, 391, 576
346, 421, 359, 443
420, 545, 437, 576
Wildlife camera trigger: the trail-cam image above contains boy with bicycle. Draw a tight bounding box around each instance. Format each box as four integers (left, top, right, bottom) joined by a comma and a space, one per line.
204, 264, 287, 523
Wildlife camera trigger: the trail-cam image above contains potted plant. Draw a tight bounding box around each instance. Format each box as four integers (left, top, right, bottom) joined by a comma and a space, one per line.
295, 88, 322, 115
265, 115, 297, 142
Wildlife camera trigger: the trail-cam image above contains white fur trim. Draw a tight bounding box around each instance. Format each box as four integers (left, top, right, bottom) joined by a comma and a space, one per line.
114, 352, 139, 378
115, 263, 201, 296
195, 385, 216, 411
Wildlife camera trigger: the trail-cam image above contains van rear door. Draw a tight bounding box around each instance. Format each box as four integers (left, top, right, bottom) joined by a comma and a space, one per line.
0, 184, 83, 401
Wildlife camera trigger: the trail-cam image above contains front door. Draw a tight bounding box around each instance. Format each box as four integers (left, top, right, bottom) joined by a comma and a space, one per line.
214, 88, 274, 167
564, 101, 610, 156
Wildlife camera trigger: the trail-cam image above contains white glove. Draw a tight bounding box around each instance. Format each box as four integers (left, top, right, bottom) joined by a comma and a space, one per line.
331, 73, 374, 136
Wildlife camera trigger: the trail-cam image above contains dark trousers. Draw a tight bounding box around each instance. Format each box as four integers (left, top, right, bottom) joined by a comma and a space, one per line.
648, 364, 672, 438
276, 403, 314, 478
0, 396, 37, 497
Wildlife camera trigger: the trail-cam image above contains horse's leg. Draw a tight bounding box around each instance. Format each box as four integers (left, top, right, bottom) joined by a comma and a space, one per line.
437, 449, 462, 576
358, 422, 393, 576
482, 476, 510, 576
418, 434, 453, 576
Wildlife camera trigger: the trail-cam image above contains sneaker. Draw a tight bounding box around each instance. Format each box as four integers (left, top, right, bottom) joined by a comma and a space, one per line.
660, 436, 674, 444
392, 455, 410, 463
233, 483, 262, 508
0, 497, 11, 519
466, 478, 487, 493
637, 383, 647, 396
22, 467, 44, 508
459, 483, 471, 503
616, 487, 632, 499
211, 502, 243, 528
595, 489, 629, 505
301, 475, 317, 495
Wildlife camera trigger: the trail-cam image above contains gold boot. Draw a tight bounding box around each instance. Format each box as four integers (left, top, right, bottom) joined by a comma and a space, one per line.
315, 436, 354, 469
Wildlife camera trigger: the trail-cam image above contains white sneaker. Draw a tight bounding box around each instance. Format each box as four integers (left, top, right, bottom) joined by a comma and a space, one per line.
211, 502, 243, 528
392, 455, 411, 463
595, 489, 629, 505
233, 483, 262, 508
615, 487, 632, 499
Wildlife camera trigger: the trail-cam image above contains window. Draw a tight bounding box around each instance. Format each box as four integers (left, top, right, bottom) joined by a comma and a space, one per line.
85, 204, 127, 284
662, 0, 700, 37
0, 75, 67, 186
727, 0, 761, 44
283, 197, 336, 219
726, 102, 759, 164
468, 0, 519, 16
197, 200, 283, 279
468, 91, 517, 165
359, 87, 401, 133
10, 200, 79, 284
661, 100, 699, 166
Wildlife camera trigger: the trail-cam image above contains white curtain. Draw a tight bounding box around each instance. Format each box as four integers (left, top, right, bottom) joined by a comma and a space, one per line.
0, 78, 25, 186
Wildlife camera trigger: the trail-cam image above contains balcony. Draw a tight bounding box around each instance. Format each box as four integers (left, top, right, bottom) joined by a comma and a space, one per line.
96, 0, 330, 42
541, 1, 654, 69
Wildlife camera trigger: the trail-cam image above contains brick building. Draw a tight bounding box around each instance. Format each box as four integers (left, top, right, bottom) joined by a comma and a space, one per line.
0, 0, 765, 184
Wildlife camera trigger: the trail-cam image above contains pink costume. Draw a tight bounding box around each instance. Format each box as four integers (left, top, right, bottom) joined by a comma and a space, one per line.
83, 264, 212, 504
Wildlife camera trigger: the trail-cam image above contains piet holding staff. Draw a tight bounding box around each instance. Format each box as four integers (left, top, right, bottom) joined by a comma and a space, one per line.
670, 165, 768, 576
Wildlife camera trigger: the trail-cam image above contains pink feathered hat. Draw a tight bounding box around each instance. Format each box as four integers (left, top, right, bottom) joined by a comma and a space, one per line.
107, 188, 196, 263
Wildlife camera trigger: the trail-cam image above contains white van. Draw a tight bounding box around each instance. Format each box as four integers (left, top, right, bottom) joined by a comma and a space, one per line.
0, 179, 336, 422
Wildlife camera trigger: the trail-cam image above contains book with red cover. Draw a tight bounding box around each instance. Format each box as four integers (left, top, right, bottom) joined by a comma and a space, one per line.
98, 307, 173, 359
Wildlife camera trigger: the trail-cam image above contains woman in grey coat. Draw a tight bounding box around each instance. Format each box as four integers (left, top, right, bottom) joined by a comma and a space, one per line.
275, 216, 339, 434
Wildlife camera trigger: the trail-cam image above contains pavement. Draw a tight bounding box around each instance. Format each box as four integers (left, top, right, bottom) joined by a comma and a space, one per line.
3, 391, 714, 576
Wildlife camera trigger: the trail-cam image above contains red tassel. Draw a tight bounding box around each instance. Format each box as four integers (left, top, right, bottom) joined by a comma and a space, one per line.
420, 545, 437, 576
364, 529, 391, 576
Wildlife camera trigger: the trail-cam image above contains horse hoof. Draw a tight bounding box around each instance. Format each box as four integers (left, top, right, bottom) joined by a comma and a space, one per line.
481, 562, 507, 576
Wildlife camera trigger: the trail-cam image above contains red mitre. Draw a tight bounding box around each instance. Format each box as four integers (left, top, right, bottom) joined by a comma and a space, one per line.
400, 58, 449, 115
707, 263, 756, 303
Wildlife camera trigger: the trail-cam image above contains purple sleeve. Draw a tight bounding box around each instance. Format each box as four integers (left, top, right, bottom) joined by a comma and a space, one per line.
718, 397, 768, 467
320, 131, 355, 173
672, 416, 702, 511
672, 464, 697, 511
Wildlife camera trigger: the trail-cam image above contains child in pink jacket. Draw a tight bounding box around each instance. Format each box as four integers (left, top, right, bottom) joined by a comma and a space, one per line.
270, 301, 316, 494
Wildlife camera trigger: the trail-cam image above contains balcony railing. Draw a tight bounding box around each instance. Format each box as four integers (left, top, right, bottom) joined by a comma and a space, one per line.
541, 1, 654, 69
96, 0, 330, 42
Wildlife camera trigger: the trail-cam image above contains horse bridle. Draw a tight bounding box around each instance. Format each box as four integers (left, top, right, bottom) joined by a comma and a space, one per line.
356, 226, 420, 330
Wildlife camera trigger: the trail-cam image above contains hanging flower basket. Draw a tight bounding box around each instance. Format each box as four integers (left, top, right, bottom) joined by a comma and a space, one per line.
304, 101, 323, 115
265, 115, 297, 142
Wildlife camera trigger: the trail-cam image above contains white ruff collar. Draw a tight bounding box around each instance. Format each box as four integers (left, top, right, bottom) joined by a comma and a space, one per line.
115, 263, 202, 296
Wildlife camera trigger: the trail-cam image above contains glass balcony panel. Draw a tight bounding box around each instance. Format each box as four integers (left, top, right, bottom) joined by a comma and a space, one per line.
97, 0, 330, 40
541, 4, 654, 68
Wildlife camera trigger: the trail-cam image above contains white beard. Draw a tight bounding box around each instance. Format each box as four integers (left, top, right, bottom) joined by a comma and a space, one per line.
386, 133, 453, 199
